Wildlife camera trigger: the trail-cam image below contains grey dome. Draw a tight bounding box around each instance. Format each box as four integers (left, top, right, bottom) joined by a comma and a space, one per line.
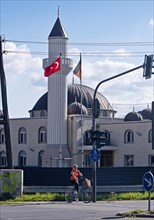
68, 101, 88, 115
124, 111, 143, 122
29, 84, 114, 113
138, 109, 152, 120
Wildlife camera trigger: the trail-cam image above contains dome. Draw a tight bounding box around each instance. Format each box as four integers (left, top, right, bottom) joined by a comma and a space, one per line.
29, 84, 114, 113
68, 101, 88, 115
124, 111, 143, 122
30, 93, 47, 112
138, 108, 152, 120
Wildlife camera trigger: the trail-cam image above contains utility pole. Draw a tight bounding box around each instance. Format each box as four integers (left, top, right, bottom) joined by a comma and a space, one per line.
0, 35, 13, 168
92, 64, 144, 202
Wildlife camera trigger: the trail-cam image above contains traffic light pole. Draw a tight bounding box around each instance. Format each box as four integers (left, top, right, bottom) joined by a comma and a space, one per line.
92, 64, 143, 202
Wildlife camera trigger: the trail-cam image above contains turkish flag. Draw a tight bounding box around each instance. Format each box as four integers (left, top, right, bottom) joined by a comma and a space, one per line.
44, 57, 61, 77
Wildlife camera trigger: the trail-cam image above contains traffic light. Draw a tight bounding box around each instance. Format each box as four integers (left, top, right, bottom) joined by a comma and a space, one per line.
91, 130, 107, 148
84, 130, 93, 145
92, 98, 100, 118
143, 54, 153, 79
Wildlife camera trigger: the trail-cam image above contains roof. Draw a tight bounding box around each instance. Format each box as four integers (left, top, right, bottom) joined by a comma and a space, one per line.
68, 101, 88, 115
29, 84, 114, 113
48, 17, 68, 38
124, 111, 143, 122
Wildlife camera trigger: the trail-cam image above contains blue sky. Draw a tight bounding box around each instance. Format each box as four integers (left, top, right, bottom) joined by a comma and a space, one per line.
0, 0, 154, 118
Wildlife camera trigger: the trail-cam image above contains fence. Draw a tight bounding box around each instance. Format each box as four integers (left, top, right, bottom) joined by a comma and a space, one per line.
14, 166, 154, 187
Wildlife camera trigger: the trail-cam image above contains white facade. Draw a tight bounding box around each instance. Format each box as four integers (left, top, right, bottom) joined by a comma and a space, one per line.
0, 114, 154, 167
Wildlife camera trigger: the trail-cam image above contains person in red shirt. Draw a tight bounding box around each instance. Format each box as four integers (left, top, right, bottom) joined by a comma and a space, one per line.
70, 164, 83, 194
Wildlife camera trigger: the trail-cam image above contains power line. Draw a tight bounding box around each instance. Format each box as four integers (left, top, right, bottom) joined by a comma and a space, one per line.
2, 50, 153, 57
4, 39, 154, 47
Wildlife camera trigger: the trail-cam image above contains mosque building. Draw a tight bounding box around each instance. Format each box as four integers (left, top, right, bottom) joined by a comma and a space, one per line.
0, 14, 154, 168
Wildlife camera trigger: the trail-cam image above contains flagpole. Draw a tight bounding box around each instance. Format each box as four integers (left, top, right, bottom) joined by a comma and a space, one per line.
59, 53, 62, 167
80, 53, 84, 167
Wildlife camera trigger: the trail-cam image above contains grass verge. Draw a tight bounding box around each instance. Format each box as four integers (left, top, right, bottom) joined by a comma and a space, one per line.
0, 191, 154, 204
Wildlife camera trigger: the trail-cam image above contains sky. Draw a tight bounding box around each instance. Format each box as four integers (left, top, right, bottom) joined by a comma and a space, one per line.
0, 0, 154, 118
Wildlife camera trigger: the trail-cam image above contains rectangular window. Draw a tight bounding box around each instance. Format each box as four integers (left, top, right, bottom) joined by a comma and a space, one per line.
1, 133, 5, 144
0, 156, 7, 166
84, 154, 91, 167
124, 155, 134, 167
149, 155, 154, 166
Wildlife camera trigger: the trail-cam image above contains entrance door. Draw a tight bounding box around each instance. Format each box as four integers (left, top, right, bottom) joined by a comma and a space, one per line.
100, 151, 113, 167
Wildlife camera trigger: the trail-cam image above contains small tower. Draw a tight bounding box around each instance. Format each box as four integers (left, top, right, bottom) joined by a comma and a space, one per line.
43, 13, 73, 166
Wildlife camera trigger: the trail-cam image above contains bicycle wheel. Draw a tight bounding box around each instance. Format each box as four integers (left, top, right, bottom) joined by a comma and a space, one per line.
65, 187, 74, 203
82, 187, 92, 203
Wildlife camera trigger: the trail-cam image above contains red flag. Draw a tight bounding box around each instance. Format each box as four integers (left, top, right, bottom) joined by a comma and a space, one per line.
44, 57, 61, 77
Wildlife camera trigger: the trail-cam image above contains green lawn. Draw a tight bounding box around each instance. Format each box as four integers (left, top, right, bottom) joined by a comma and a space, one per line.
0, 191, 154, 204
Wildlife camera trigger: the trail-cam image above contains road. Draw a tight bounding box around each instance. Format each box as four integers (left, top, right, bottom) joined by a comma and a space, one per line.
0, 200, 154, 220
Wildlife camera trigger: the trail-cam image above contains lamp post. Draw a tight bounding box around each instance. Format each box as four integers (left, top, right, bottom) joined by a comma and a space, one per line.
92, 64, 144, 202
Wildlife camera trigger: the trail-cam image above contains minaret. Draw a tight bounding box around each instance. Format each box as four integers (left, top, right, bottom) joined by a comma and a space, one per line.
43, 13, 73, 163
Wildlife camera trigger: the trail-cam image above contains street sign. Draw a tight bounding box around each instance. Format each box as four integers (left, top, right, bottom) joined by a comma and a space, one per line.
90, 149, 101, 161
143, 172, 154, 191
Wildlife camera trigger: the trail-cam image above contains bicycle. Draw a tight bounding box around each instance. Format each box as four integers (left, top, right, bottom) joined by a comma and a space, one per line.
65, 178, 92, 203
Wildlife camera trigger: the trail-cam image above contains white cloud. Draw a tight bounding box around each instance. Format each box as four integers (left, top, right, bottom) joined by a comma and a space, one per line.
3, 43, 152, 118
3, 42, 32, 78
112, 48, 132, 57
149, 18, 154, 26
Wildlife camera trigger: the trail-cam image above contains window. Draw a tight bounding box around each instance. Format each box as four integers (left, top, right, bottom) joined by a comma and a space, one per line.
84, 154, 91, 167
40, 111, 45, 117
124, 129, 134, 143
38, 150, 44, 167
149, 155, 154, 166
18, 127, 27, 144
0, 151, 7, 166
124, 155, 134, 167
148, 129, 152, 143
105, 130, 110, 145
18, 150, 26, 166
38, 127, 47, 143
0, 128, 5, 144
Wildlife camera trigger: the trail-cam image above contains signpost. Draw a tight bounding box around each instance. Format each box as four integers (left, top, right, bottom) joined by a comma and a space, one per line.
90, 149, 101, 162
142, 171, 154, 211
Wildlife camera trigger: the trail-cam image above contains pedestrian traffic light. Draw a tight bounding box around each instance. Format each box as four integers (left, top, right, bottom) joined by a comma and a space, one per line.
143, 54, 153, 79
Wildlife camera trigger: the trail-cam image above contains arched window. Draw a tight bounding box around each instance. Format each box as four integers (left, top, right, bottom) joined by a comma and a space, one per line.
18, 150, 26, 166
38, 150, 44, 167
40, 111, 45, 117
38, 127, 47, 143
124, 129, 134, 143
18, 127, 27, 144
148, 129, 152, 143
105, 130, 110, 145
0, 151, 7, 166
0, 128, 5, 144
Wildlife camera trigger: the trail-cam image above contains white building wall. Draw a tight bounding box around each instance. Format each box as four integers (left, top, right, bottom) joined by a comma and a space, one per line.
0, 118, 47, 167
99, 120, 153, 167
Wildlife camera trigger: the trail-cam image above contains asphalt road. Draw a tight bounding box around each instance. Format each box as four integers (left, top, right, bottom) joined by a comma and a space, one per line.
0, 200, 154, 220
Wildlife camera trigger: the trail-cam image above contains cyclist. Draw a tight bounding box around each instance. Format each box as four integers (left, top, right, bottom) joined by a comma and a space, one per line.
70, 164, 83, 195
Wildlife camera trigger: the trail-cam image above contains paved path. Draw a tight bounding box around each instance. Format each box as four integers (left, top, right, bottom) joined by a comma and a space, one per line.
0, 200, 154, 220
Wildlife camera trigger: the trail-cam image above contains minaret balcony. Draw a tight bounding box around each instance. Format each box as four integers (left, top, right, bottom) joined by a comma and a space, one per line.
43, 57, 73, 69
